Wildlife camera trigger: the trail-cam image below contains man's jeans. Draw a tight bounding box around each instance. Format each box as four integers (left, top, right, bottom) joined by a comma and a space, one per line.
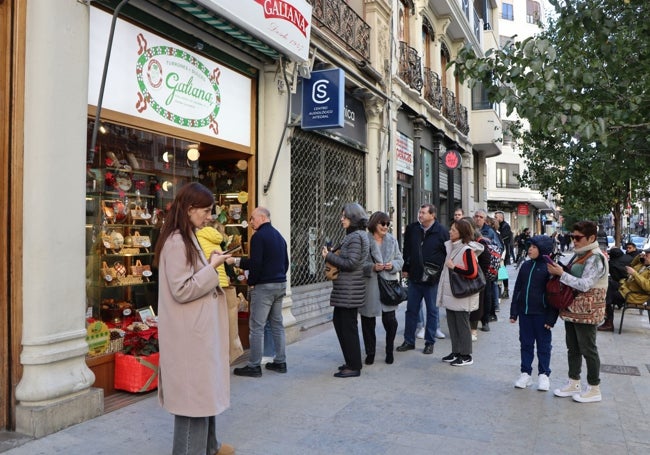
404, 281, 439, 345
248, 282, 286, 367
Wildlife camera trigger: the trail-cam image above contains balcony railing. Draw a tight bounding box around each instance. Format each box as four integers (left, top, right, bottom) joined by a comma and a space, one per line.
442, 87, 457, 124
398, 41, 423, 92
310, 0, 370, 60
456, 104, 469, 135
423, 68, 443, 110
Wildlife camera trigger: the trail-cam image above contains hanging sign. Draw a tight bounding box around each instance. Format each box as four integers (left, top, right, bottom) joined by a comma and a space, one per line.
518, 203, 529, 215
395, 132, 414, 176
301, 69, 345, 130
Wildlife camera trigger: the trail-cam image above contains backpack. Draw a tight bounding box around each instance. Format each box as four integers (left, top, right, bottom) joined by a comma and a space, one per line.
479, 237, 502, 282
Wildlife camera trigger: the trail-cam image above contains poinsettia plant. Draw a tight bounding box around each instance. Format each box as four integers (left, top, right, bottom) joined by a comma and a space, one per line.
123, 328, 158, 356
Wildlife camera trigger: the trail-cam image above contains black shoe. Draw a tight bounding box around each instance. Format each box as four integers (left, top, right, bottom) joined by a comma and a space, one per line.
489, 315, 498, 322
265, 362, 287, 373
423, 343, 434, 355
365, 354, 375, 365
338, 364, 349, 371
442, 353, 459, 363
450, 355, 473, 367
233, 365, 262, 378
396, 342, 415, 352
502, 290, 510, 299
333, 369, 360, 378
480, 323, 490, 332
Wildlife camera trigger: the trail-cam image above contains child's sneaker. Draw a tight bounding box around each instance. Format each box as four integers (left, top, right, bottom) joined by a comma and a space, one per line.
553, 378, 581, 397
537, 374, 550, 391
514, 372, 533, 389
450, 355, 473, 366
572, 384, 601, 403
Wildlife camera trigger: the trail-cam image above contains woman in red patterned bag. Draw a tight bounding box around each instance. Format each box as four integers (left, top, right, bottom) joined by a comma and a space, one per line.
547, 220, 608, 403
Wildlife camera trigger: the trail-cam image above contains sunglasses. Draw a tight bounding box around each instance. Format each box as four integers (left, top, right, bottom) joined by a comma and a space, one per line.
379, 221, 391, 227
571, 234, 586, 242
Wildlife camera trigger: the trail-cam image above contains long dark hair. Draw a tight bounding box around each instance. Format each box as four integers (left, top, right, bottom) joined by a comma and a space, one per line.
153, 182, 215, 267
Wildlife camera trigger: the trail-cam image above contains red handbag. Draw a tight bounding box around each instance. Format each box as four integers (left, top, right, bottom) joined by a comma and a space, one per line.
546, 277, 575, 310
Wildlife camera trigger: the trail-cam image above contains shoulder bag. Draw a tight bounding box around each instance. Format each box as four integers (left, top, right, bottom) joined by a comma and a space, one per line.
377, 275, 408, 306
324, 250, 340, 281
448, 248, 486, 298
546, 277, 575, 310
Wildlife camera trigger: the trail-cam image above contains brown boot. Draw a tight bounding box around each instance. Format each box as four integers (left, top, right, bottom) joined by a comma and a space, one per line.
598, 321, 614, 332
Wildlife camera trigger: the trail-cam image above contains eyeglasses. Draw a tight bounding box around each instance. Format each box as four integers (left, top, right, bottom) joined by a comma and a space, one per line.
571, 234, 586, 242
379, 221, 391, 227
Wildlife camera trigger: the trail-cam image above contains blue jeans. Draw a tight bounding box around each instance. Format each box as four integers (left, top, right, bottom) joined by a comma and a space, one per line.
519, 313, 552, 376
248, 282, 286, 367
172, 415, 221, 455
404, 281, 439, 345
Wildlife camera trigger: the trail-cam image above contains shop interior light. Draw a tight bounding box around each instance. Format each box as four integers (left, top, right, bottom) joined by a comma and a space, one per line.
98, 122, 108, 134
236, 159, 248, 170
162, 181, 172, 191
187, 147, 200, 161
162, 151, 173, 163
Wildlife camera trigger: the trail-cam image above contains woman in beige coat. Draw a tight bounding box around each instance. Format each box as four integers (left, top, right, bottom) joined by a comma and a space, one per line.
154, 182, 234, 455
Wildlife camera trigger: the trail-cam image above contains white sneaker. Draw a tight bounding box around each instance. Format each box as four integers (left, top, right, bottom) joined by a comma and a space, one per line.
514, 372, 533, 389
537, 374, 550, 391
416, 327, 425, 339
573, 384, 602, 403
435, 329, 446, 339
553, 378, 581, 397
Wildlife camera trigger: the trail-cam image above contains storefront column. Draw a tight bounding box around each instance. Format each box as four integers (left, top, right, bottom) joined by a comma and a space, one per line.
259, 64, 298, 343
411, 117, 426, 219
15, 1, 101, 437
365, 97, 385, 212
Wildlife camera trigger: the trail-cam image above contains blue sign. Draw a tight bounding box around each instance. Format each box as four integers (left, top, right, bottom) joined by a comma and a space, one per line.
301, 69, 345, 130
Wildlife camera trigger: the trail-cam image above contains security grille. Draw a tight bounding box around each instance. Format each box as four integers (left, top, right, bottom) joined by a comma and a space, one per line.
290, 129, 366, 286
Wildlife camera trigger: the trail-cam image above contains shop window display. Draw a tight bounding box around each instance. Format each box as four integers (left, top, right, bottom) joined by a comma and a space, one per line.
85, 119, 249, 395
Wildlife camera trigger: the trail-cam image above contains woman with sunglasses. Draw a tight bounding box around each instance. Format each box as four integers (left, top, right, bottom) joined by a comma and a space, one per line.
547, 221, 609, 403
360, 211, 404, 365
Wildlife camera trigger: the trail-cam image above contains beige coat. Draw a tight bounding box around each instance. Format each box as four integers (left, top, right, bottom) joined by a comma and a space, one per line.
157, 231, 230, 417
436, 240, 483, 312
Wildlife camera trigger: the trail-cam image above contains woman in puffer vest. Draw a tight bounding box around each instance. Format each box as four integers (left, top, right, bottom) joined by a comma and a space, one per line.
322, 203, 370, 378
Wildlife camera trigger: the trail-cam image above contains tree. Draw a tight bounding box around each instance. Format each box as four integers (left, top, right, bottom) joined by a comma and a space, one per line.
453, 0, 650, 244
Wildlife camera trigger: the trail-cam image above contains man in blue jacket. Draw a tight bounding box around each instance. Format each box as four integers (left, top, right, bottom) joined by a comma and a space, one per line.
397, 204, 449, 355
230, 207, 289, 378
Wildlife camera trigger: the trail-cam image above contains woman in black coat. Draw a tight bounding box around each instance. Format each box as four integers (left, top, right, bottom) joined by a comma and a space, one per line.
322, 203, 369, 378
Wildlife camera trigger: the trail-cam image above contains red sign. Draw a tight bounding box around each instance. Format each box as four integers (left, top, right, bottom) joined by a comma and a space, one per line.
517, 203, 529, 215
442, 150, 462, 169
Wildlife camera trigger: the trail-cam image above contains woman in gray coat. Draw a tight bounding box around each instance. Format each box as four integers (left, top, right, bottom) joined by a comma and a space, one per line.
360, 211, 404, 365
322, 203, 369, 378
154, 182, 234, 455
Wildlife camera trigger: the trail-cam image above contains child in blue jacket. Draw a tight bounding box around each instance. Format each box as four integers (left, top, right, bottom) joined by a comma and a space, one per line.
509, 235, 559, 391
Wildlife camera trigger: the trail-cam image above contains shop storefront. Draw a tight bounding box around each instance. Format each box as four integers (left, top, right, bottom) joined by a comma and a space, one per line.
9, 0, 311, 437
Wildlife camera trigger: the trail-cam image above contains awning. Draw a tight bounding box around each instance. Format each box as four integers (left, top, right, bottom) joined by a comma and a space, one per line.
166, 0, 280, 59
529, 199, 555, 210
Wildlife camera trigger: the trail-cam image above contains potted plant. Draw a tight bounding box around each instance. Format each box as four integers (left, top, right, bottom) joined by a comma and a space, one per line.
114, 327, 159, 393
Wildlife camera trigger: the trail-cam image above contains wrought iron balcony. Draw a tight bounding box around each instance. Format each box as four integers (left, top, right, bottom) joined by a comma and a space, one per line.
398, 41, 423, 92
423, 68, 443, 110
310, 0, 370, 60
456, 103, 469, 135
442, 87, 457, 124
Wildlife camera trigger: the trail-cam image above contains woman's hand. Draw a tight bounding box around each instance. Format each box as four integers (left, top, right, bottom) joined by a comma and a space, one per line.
321, 246, 329, 258
446, 259, 455, 269
209, 251, 231, 268
547, 262, 564, 276
374, 263, 384, 272
383, 262, 393, 271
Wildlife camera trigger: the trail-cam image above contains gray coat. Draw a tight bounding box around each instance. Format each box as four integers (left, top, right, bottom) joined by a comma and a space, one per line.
360, 232, 404, 317
326, 229, 369, 308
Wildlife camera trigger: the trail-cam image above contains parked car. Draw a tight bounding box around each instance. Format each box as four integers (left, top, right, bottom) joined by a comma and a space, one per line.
607, 235, 615, 250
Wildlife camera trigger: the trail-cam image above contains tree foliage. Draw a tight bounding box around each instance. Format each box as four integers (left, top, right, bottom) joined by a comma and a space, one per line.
453, 0, 650, 241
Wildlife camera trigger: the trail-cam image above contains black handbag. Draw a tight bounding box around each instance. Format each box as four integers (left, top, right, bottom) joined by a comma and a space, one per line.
377, 275, 408, 306
449, 267, 486, 298
421, 262, 441, 283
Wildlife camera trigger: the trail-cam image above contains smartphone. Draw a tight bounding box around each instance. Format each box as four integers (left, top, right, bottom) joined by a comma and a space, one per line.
223, 245, 242, 255
543, 254, 554, 264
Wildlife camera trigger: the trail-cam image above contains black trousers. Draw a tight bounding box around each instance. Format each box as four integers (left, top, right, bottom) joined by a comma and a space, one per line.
361, 311, 398, 356
333, 307, 362, 370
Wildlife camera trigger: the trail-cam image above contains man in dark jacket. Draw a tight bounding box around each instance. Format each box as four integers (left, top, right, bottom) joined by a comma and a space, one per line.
495, 211, 513, 298
398, 204, 449, 355
599, 247, 633, 331
231, 207, 289, 378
